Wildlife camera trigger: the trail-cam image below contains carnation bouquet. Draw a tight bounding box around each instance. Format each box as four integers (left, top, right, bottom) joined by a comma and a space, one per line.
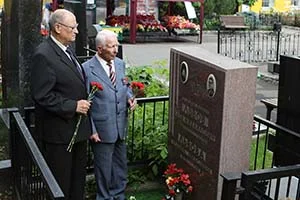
122, 77, 145, 98
67, 81, 103, 152
163, 163, 193, 200
130, 81, 145, 98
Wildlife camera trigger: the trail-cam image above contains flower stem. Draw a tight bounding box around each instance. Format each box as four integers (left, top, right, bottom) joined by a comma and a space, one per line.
67, 115, 82, 152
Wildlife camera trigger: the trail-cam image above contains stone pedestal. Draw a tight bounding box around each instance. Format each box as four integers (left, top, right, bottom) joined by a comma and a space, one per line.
168, 46, 258, 200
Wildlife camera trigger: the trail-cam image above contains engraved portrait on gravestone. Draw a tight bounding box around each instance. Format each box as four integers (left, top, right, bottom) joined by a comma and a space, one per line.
206, 74, 216, 98
180, 61, 189, 84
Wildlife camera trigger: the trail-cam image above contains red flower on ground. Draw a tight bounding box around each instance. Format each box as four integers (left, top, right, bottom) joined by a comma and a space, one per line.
168, 189, 176, 196
163, 163, 193, 199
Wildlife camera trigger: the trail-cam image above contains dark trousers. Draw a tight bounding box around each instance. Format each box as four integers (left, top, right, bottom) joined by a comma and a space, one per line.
43, 141, 87, 200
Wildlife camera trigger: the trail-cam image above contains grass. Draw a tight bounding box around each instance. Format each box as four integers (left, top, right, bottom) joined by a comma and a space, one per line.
249, 133, 273, 170
126, 189, 165, 200
85, 177, 166, 200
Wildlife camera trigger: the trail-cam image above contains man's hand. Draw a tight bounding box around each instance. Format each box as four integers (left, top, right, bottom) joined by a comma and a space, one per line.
90, 133, 101, 142
76, 100, 91, 115
128, 97, 138, 111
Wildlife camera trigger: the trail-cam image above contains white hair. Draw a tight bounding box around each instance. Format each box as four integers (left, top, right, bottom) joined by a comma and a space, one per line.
49, 9, 74, 31
95, 29, 118, 47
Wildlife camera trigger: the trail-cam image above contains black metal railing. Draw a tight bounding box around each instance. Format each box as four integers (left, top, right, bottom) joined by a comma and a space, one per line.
217, 30, 300, 63
9, 108, 64, 200
240, 164, 300, 200
3, 96, 300, 199
127, 96, 169, 165
221, 115, 300, 200
21, 96, 169, 170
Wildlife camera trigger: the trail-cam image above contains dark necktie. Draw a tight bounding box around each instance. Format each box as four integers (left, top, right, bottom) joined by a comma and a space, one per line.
66, 48, 83, 78
107, 62, 116, 87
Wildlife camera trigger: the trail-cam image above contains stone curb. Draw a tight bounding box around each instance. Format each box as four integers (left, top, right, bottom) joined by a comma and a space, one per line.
258, 72, 279, 85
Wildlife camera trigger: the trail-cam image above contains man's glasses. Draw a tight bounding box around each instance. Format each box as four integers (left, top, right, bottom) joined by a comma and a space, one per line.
58, 22, 79, 31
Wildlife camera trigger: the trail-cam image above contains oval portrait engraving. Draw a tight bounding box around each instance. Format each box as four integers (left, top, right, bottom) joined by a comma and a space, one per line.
206, 74, 216, 98
180, 61, 189, 84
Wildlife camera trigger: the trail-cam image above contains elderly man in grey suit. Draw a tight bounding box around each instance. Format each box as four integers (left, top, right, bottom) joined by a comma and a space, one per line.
83, 30, 137, 200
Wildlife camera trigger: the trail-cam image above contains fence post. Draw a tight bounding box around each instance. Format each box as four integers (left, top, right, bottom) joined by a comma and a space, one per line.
217, 29, 220, 54
275, 23, 282, 61
7, 108, 19, 160
220, 172, 241, 200
7, 107, 19, 200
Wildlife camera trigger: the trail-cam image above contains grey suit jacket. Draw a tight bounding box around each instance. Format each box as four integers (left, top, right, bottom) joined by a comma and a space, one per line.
83, 56, 132, 143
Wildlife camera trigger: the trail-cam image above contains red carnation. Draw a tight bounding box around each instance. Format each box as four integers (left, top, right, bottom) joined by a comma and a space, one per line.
91, 81, 103, 91
67, 81, 103, 152
130, 81, 145, 98
163, 163, 193, 198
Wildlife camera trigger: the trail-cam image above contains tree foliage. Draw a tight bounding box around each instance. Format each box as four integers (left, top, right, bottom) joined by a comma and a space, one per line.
158, 0, 258, 22
203, 0, 237, 17
242, 0, 257, 6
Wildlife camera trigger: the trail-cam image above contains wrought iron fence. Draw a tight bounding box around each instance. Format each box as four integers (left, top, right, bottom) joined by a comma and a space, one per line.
221, 115, 300, 200
9, 108, 64, 200
3, 96, 300, 199
22, 96, 169, 170
127, 96, 169, 165
217, 30, 300, 63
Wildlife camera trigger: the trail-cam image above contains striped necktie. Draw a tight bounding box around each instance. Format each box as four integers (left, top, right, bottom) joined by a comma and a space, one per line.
107, 62, 116, 87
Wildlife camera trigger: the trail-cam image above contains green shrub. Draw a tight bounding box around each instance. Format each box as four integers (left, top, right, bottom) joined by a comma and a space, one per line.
126, 61, 169, 184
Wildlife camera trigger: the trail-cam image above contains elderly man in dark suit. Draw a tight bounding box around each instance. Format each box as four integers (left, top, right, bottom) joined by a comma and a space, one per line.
30, 9, 91, 200
83, 30, 137, 200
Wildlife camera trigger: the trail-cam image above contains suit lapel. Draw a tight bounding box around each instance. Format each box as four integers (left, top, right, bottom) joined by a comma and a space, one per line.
47, 38, 85, 83
90, 57, 115, 90
114, 59, 123, 88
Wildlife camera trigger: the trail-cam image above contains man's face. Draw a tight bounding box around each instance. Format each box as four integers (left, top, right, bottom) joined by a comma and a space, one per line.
97, 37, 119, 62
55, 14, 78, 45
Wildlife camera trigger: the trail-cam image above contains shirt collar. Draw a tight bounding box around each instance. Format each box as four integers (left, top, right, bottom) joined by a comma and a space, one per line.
95, 54, 114, 68
50, 35, 68, 52
95, 54, 115, 76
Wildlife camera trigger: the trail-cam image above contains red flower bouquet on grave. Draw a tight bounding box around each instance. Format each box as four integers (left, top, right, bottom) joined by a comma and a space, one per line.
163, 163, 193, 200
67, 81, 103, 152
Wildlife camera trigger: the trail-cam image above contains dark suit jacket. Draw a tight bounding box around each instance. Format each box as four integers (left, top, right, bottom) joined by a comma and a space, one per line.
31, 37, 92, 144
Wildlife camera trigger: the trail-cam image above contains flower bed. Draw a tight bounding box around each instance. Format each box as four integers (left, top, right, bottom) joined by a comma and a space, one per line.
106, 14, 168, 33
162, 15, 200, 35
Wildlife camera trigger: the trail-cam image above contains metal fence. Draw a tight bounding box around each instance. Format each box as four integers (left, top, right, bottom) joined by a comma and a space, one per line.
127, 96, 169, 165
5, 96, 169, 200
9, 108, 64, 200
217, 30, 300, 63
3, 96, 300, 199
22, 96, 169, 170
221, 115, 300, 200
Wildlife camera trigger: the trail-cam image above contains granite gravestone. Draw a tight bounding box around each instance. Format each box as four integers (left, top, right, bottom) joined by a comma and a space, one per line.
168, 47, 257, 200
274, 55, 300, 166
